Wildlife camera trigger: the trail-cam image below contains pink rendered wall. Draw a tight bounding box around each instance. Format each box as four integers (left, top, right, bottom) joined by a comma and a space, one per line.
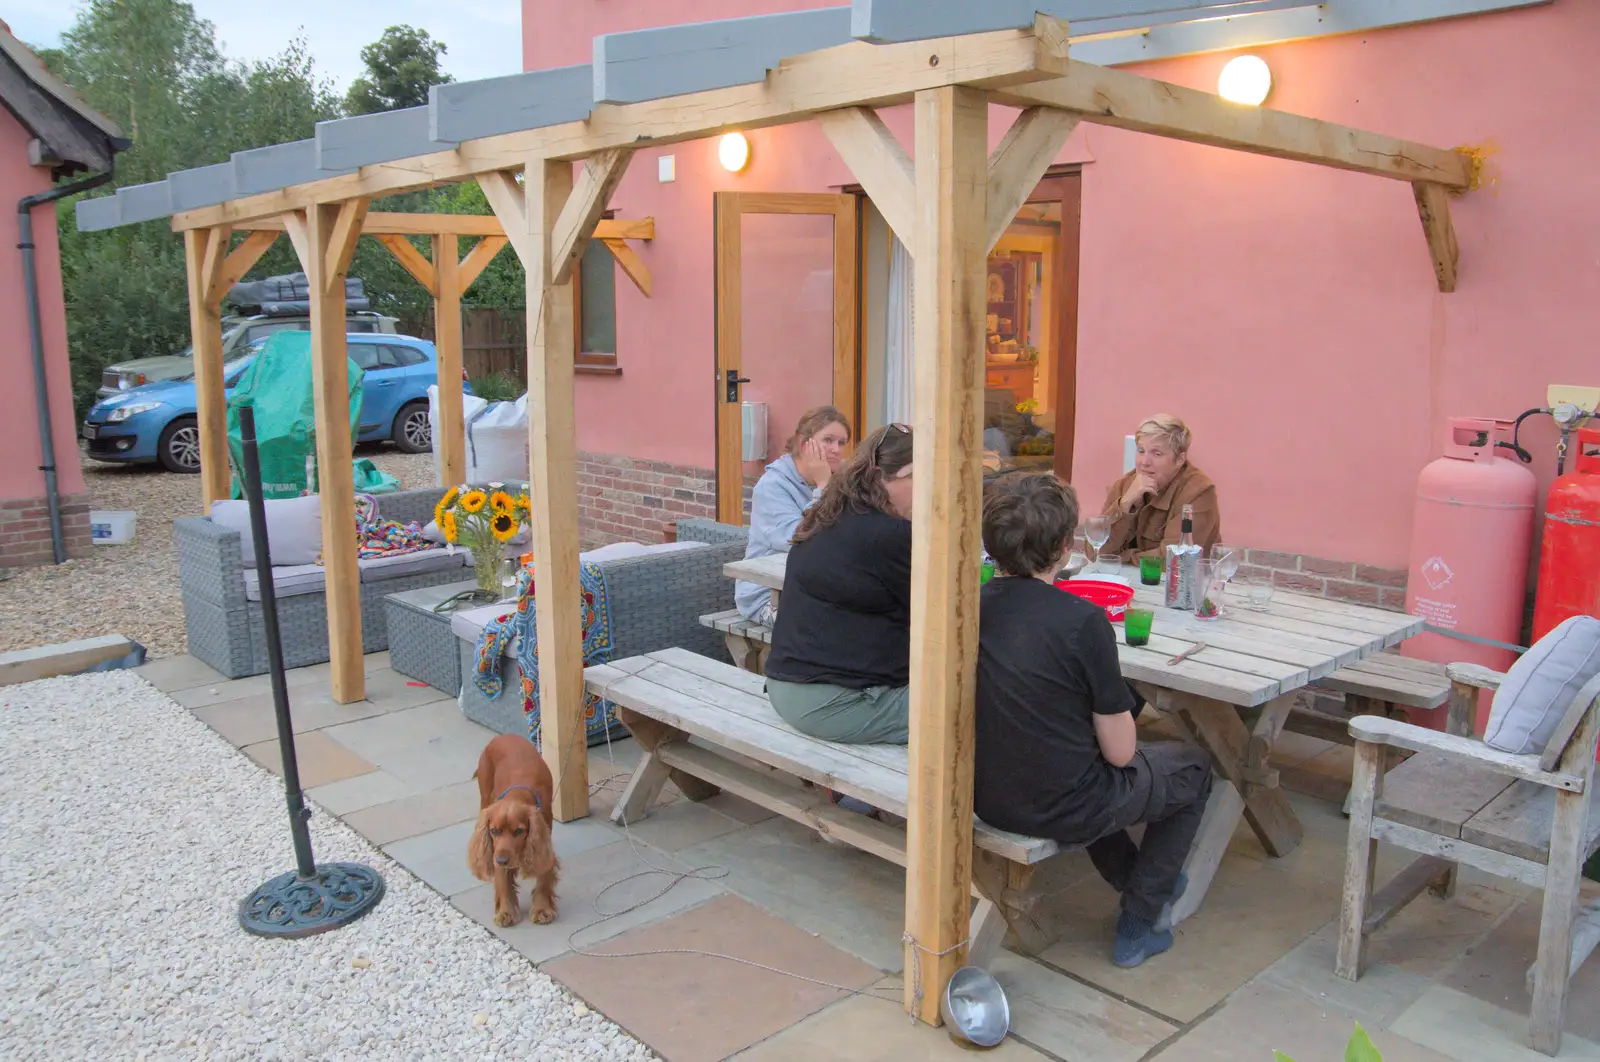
528, 0, 1599, 568
0, 111, 85, 501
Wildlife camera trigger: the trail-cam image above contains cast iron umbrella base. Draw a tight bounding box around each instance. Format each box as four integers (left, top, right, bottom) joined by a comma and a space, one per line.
239, 863, 386, 939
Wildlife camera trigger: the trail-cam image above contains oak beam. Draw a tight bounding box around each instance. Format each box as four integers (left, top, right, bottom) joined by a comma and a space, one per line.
183, 227, 232, 511
904, 83, 988, 1026
477, 170, 532, 266
300, 200, 370, 703
552, 148, 634, 284
985, 107, 1080, 253
230, 212, 654, 241
433, 232, 467, 486
1412, 182, 1459, 293
601, 237, 652, 297
375, 234, 439, 297
212, 230, 278, 304
170, 19, 1072, 230
524, 158, 588, 821
818, 107, 915, 244
459, 235, 510, 291
281, 210, 311, 271
1001, 59, 1471, 189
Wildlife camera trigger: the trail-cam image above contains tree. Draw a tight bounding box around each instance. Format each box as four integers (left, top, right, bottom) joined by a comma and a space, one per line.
345, 26, 452, 115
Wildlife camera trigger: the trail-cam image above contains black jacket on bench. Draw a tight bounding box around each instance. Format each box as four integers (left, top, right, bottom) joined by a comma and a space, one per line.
764, 507, 912, 690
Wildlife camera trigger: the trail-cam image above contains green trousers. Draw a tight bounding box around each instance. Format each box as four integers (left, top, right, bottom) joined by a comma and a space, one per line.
766, 679, 910, 745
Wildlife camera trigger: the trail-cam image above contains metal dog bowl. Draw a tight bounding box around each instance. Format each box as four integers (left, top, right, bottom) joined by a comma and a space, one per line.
940, 966, 1010, 1049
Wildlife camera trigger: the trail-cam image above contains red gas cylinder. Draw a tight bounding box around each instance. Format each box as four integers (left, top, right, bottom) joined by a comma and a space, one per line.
1533, 427, 1600, 639
1402, 417, 1537, 733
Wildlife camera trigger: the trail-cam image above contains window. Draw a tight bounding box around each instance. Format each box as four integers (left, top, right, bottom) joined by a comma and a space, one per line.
347, 318, 378, 333
573, 235, 618, 369
348, 343, 391, 371
388, 344, 428, 367
241, 321, 305, 345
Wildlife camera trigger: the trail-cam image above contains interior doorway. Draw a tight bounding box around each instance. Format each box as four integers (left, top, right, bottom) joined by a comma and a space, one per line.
712, 192, 859, 524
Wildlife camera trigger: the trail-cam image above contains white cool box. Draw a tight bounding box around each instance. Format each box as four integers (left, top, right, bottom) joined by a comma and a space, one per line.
89, 510, 136, 545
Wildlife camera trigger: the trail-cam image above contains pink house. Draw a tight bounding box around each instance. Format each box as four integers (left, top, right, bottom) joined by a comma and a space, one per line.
526, 0, 1596, 610
0, 21, 126, 567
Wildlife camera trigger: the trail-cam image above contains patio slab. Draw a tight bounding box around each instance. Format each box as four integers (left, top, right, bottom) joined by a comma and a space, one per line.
1153, 980, 1455, 1061
383, 820, 482, 897
451, 839, 727, 964
609, 797, 752, 853
172, 660, 342, 709
321, 700, 496, 790
678, 816, 908, 973
306, 769, 417, 816
340, 779, 483, 845
241, 729, 375, 789
1391, 984, 1600, 1061
134, 654, 225, 693
730, 976, 1054, 1061
543, 894, 881, 1062
989, 950, 1178, 1062
191, 670, 445, 747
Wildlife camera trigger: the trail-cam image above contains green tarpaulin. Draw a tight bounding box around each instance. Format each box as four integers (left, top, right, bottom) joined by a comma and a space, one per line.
227, 331, 364, 500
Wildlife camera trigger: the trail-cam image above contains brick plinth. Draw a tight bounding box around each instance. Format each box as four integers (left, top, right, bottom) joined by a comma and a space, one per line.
0, 493, 93, 567
577, 452, 717, 548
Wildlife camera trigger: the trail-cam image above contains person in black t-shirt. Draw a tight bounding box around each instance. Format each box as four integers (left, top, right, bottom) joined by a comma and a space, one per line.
975, 472, 1213, 969
765, 423, 915, 745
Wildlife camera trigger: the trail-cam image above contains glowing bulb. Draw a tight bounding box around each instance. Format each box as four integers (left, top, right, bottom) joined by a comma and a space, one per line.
718, 132, 751, 172
1217, 55, 1272, 106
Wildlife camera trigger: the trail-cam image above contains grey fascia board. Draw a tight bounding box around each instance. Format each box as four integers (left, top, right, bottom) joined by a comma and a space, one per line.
1072, 0, 1553, 66
594, 8, 852, 105
74, 192, 121, 231
850, 1, 1223, 42
233, 139, 355, 196
167, 162, 236, 213
1072, 0, 1315, 36
429, 65, 593, 143
315, 107, 456, 172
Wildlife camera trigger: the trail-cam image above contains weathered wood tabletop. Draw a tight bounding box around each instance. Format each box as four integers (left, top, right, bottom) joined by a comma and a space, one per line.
722, 550, 1424, 925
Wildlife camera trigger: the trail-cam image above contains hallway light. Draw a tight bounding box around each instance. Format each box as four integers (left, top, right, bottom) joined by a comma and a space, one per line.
719, 132, 751, 172
1218, 55, 1272, 106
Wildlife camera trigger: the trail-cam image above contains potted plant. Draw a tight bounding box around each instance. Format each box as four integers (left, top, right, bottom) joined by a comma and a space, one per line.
435, 483, 532, 595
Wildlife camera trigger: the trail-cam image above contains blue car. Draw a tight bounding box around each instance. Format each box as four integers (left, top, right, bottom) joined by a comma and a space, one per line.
83, 334, 464, 473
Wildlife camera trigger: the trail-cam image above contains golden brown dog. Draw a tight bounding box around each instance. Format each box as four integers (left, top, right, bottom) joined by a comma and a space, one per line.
468, 733, 559, 926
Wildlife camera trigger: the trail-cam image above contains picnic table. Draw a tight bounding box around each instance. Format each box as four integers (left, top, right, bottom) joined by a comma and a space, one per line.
723, 552, 1422, 927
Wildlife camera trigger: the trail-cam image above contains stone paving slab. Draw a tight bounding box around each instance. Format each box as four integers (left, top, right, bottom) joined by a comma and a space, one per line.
989, 951, 1177, 1062
321, 700, 496, 791
340, 779, 483, 845
241, 729, 376, 789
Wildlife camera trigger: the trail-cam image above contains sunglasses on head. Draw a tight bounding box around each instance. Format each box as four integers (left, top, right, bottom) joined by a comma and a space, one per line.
872, 423, 910, 465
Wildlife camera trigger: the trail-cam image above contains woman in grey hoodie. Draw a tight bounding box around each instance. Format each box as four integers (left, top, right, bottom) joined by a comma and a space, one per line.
735, 406, 852, 623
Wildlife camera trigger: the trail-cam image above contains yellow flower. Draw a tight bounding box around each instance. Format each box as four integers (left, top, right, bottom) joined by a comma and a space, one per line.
439, 510, 458, 543
460, 490, 487, 513
516, 493, 531, 514
491, 512, 518, 542
489, 490, 515, 515
439, 486, 459, 511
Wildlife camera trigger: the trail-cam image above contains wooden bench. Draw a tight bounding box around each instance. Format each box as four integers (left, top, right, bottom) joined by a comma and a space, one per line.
584, 646, 1062, 967
698, 609, 772, 675
1339, 663, 1600, 1057
1286, 652, 1449, 747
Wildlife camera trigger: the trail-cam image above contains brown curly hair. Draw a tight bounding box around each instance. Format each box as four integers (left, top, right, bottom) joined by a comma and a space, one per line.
792, 423, 912, 543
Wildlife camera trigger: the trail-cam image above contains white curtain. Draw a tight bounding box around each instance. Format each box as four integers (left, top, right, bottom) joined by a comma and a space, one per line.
883, 235, 914, 424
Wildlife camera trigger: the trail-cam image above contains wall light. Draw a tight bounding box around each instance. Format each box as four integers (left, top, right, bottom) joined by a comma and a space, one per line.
1217, 55, 1272, 106
718, 132, 751, 172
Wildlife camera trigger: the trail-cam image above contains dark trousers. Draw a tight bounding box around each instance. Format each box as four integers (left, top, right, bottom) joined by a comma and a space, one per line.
1086, 742, 1214, 923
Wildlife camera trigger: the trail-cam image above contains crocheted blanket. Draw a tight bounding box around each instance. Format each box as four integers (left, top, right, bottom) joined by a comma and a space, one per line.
471, 561, 621, 750
354, 493, 435, 560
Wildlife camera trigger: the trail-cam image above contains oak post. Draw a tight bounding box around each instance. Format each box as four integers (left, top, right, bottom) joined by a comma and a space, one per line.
183, 227, 232, 510
903, 84, 988, 1025
432, 233, 467, 487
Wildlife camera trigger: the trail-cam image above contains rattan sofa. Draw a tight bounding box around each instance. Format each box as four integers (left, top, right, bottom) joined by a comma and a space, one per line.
453, 518, 750, 734
174, 487, 478, 678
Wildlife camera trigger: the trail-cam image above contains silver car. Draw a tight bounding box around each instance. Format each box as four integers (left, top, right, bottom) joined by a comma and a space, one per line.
96, 311, 398, 399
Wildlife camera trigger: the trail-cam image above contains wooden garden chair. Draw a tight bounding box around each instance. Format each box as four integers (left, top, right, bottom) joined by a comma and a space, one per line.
1337, 662, 1600, 1056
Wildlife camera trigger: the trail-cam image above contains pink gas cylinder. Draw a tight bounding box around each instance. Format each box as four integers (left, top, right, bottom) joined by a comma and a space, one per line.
1401, 417, 1537, 733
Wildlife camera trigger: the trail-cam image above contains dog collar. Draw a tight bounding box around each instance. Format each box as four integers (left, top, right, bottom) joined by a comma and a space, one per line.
497, 784, 541, 809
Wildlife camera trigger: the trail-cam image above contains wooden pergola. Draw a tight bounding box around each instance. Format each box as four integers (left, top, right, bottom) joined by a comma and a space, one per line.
81, 1, 1474, 1025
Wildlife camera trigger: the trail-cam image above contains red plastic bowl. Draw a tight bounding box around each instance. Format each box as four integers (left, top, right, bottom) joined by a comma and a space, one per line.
1054, 578, 1136, 622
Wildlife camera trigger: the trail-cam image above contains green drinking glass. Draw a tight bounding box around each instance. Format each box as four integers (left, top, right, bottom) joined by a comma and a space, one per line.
981, 560, 996, 585
1124, 607, 1154, 647
1139, 554, 1163, 586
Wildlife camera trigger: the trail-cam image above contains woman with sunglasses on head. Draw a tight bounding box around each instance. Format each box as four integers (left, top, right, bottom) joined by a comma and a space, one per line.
764, 423, 915, 746
735, 405, 853, 626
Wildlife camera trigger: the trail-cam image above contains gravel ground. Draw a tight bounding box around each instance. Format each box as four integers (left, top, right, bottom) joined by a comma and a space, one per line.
0, 446, 437, 657
0, 670, 655, 1062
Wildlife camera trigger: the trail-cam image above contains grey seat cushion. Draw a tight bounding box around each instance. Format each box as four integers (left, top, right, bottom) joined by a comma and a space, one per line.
242, 563, 326, 602
357, 548, 468, 583
1484, 616, 1600, 755
210, 496, 322, 566
451, 602, 517, 644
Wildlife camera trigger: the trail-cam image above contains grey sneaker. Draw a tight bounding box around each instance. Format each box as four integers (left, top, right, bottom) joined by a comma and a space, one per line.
1113, 911, 1174, 968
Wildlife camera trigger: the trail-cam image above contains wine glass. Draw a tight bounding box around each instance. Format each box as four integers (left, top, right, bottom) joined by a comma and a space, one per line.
1084, 516, 1112, 573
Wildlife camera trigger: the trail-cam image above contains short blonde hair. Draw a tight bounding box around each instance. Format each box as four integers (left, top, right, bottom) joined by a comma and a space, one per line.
1134, 414, 1192, 456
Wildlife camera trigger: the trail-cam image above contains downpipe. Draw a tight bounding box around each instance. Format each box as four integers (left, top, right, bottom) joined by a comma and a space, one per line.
18, 166, 112, 564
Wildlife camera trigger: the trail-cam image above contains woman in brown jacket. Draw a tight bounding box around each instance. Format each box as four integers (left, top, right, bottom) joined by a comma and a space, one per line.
1100, 414, 1222, 563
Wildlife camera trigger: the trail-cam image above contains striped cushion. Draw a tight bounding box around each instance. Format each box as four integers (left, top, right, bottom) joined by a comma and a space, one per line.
1484, 616, 1600, 755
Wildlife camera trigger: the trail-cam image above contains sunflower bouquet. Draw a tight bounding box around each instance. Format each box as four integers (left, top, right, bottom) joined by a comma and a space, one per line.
435, 483, 533, 596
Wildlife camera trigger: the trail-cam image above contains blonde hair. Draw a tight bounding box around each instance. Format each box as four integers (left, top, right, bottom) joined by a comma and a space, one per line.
1135, 414, 1192, 456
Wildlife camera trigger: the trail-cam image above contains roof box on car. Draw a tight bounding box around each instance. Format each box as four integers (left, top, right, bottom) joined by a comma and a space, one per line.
226, 273, 369, 315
